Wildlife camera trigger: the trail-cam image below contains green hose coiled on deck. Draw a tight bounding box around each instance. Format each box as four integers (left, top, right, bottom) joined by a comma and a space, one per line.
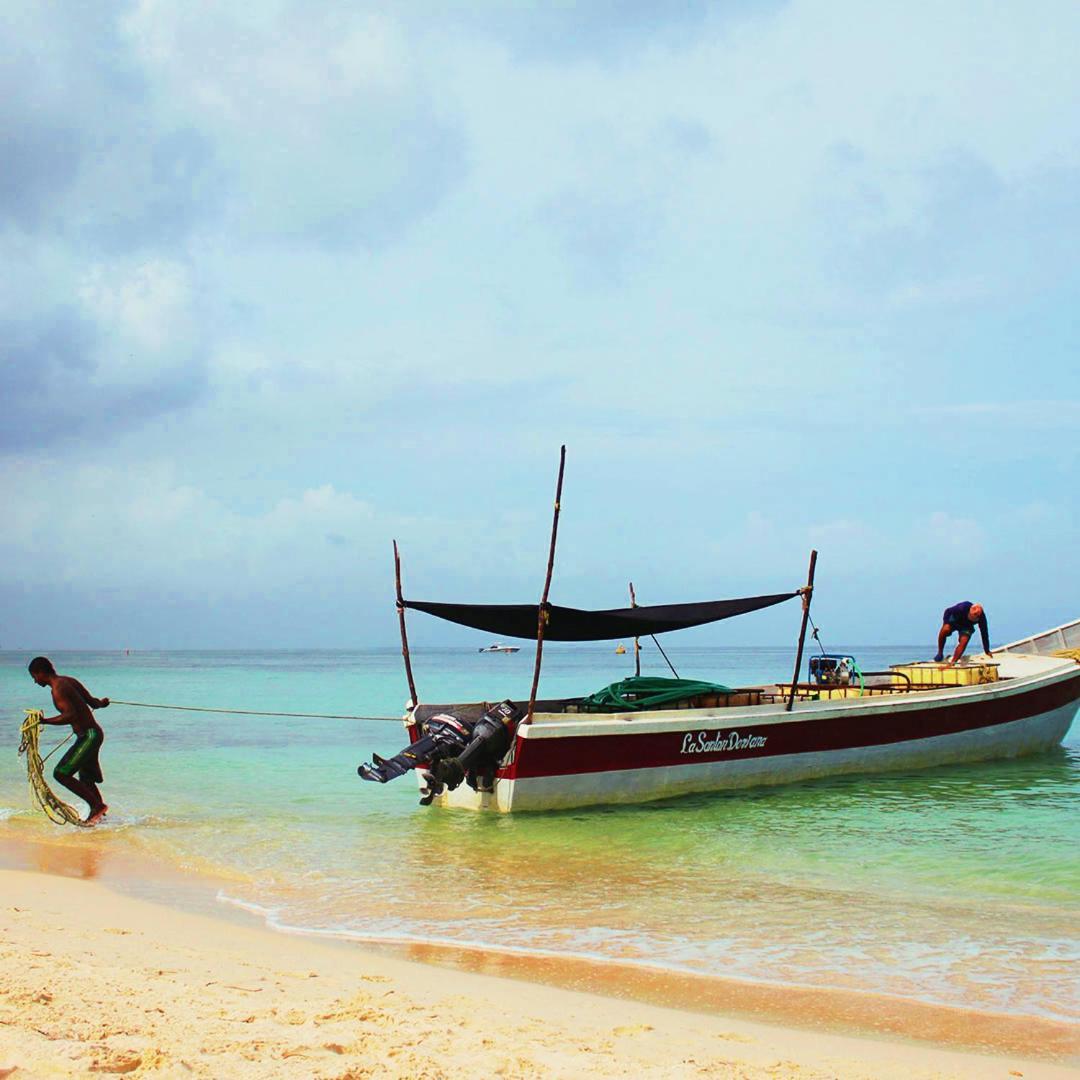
580, 676, 734, 713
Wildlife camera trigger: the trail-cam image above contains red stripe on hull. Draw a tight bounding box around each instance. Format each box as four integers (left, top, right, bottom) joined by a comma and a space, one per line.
510, 671, 1080, 780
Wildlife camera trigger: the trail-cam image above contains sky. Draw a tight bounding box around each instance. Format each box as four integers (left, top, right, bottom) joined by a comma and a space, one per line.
2, 0, 1078, 651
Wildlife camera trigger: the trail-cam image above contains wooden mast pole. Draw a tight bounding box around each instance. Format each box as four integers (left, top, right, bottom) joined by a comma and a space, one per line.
393, 540, 419, 708
629, 581, 641, 677
786, 549, 818, 713
526, 445, 567, 725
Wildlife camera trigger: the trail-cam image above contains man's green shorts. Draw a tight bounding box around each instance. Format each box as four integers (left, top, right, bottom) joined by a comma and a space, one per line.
54, 728, 104, 785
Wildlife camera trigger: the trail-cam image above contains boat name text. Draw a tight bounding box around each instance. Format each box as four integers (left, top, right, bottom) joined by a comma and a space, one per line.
680, 730, 767, 755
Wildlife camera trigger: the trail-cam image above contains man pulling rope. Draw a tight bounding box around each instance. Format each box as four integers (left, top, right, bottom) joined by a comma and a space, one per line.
27, 656, 110, 826
17, 661, 403, 826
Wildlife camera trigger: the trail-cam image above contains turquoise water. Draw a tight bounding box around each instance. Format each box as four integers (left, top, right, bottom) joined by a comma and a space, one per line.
2, 646, 1078, 1022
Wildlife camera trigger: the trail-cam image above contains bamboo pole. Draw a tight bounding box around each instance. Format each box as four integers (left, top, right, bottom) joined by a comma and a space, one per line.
786, 550, 818, 713
526, 446, 567, 725
629, 582, 641, 677
393, 540, 419, 708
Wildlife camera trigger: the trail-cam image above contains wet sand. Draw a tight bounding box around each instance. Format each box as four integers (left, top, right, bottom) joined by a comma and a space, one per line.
1, 834, 1077, 1079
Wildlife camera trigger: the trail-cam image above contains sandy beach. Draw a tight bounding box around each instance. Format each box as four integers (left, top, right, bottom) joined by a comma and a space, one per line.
5, 0, 1080, 1071
1, 864, 1076, 1080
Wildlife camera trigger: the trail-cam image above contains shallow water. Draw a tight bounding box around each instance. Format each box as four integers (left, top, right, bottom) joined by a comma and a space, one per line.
3, 646, 1078, 1022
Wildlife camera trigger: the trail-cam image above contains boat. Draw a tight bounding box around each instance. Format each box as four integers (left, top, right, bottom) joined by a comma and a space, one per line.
479, 643, 520, 654
359, 450, 1080, 812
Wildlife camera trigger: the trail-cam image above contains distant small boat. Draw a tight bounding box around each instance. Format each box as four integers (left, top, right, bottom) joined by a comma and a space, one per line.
478, 642, 520, 654
615, 643, 626, 655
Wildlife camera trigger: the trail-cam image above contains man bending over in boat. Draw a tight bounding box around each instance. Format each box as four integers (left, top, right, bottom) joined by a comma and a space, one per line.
28, 656, 110, 825
934, 602, 992, 665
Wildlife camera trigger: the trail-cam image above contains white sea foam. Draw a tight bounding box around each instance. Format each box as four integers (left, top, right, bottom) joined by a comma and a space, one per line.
216, 891, 279, 921
212, 892, 850, 996
99, 813, 172, 830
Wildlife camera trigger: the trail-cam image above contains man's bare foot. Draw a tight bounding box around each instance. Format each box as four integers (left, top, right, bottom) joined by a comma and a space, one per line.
85, 805, 109, 826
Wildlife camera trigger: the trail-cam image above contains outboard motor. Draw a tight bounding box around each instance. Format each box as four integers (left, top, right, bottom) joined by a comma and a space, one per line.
420, 699, 522, 803
357, 713, 472, 784
809, 654, 858, 687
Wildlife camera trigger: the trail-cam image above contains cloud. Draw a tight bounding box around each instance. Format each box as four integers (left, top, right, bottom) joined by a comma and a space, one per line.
0, 1, 224, 250
0, 123, 85, 231
430, 1, 768, 63
536, 190, 662, 286
118, 3, 468, 250
1, 2, 1078, 645
79, 259, 194, 357
0, 258, 207, 452
0, 464, 365, 591
0, 460, 544, 597
89, 127, 226, 253
816, 146, 1080, 309
1, 307, 97, 406
914, 401, 1080, 426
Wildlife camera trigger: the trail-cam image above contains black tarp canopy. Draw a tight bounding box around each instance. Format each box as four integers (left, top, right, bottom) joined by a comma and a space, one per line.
401, 592, 799, 642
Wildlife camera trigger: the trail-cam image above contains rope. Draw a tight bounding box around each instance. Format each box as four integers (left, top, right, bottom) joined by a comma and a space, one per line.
109, 700, 402, 721
41, 732, 74, 763
649, 635, 680, 679
18, 711, 91, 828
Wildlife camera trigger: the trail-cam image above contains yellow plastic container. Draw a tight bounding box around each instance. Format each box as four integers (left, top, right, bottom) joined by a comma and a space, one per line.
775, 685, 898, 700
891, 662, 998, 687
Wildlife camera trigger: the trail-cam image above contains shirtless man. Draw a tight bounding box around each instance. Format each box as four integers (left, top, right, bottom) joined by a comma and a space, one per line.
28, 656, 110, 825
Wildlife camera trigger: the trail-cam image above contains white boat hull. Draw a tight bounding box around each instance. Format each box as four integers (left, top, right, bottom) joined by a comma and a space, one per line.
417, 648, 1080, 813
481, 698, 1077, 812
